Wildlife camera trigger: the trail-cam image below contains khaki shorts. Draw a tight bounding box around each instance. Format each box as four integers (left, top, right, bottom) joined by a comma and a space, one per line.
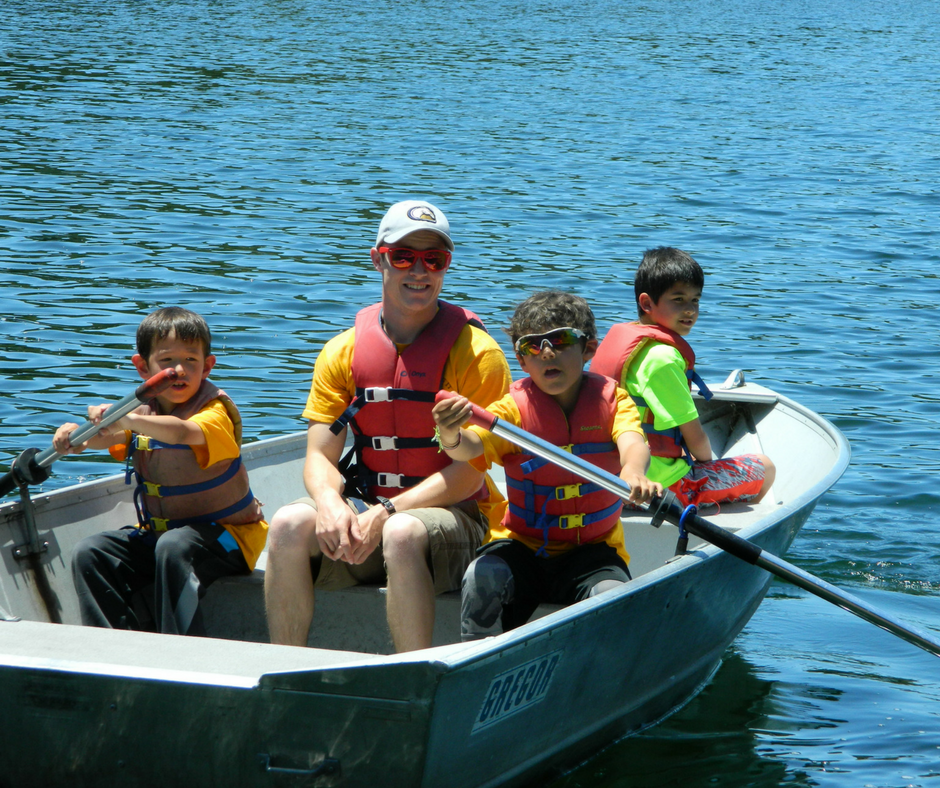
293, 497, 486, 595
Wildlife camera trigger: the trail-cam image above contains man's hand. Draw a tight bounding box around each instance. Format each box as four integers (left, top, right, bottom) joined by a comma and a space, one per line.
314, 489, 360, 563
347, 504, 388, 565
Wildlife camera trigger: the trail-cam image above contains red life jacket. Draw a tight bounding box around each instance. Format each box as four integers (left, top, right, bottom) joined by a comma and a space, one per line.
129, 381, 263, 533
503, 374, 623, 553
590, 322, 711, 459
331, 300, 487, 502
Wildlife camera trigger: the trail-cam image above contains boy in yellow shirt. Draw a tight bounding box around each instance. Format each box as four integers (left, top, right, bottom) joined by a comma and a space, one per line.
432, 291, 661, 640
54, 307, 266, 635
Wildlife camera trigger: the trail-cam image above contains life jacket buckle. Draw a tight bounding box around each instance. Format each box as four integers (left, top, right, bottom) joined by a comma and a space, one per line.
555, 483, 582, 501
136, 435, 152, 451
558, 513, 584, 530
364, 387, 392, 403
560, 444, 574, 454
376, 472, 405, 488
151, 518, 169, 533
371, 436, 399, 451
144, 481, 162, 497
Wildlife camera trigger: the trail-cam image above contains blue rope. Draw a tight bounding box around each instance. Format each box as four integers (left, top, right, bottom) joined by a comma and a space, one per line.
678, 504, 697, 542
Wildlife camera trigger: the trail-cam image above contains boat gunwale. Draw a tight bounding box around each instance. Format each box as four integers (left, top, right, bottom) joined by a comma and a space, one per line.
0, 383, 850, 680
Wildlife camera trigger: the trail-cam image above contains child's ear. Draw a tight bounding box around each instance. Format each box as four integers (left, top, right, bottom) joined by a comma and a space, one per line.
131, 354, 150, 381
637, 293, 654, 315
582, 338, 598, 363
516, 353, 530, 372
202, 355, 217, 379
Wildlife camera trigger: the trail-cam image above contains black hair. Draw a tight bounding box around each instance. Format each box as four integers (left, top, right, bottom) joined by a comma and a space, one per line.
634, 247, 704, 317
136, 307, 212, 358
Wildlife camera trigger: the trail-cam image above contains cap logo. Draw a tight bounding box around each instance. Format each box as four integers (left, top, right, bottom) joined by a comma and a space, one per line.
407, 206, 437, 224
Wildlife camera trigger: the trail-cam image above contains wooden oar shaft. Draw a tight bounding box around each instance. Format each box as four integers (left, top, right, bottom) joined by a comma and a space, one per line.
450, 392, 940, 659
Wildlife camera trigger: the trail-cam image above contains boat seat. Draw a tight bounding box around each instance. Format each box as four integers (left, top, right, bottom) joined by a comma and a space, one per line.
201, 552, 563, 654
203, 503, 782, 651
693, 501, 782, 533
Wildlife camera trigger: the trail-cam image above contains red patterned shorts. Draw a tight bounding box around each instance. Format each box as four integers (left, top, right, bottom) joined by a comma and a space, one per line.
669, 454, 766, 508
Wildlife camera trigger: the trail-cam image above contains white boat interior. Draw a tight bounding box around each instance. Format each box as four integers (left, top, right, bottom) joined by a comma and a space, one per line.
1, 376, 841, 664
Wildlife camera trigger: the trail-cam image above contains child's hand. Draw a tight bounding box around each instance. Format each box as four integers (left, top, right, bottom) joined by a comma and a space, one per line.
432, 395, 470, 449
53, 423, 86, 455
621, 470, 664, 505
86, 403, 127, 436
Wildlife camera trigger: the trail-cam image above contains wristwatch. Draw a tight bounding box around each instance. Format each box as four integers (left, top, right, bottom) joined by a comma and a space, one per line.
376, 496, 396, 515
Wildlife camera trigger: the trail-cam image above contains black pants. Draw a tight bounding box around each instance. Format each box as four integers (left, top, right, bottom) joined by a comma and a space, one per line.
461, 538, 631, 640
71, 524, 249, 635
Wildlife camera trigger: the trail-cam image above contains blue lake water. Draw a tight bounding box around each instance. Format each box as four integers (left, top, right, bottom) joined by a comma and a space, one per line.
2, 0, 939, 785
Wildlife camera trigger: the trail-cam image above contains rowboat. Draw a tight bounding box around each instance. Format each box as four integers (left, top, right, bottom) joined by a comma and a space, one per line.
0, 373, 849, 787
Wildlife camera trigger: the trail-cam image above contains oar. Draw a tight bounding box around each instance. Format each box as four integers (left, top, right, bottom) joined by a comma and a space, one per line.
0, 368, 179, 498
435, 391, 940, 659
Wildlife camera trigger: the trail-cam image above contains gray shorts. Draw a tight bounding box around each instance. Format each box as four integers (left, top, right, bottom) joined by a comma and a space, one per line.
292, 497, 487, 595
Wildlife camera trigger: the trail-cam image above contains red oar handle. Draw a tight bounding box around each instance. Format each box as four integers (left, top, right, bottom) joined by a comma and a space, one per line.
133, 368, 179, 401
434, 390, 498, 431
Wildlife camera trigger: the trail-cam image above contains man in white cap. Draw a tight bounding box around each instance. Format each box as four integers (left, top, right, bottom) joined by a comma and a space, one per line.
264, 200, 511, 652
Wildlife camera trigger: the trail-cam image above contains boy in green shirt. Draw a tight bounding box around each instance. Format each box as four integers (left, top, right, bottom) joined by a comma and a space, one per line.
591, 247, 775, 507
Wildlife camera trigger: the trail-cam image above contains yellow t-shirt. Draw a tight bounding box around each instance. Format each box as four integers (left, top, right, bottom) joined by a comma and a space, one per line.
109, 398, 268, 570
302, 318, 512, 527
466, 383, 644, 564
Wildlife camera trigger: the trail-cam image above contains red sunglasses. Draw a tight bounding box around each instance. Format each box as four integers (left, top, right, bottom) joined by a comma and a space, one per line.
377, 246, 452, 272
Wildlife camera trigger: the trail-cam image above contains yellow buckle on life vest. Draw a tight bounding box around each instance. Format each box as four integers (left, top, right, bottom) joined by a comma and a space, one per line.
558, 513, 584, 530
559, 444, 574, 453
136, 435, 152, 451
144, 481, 162, 497
555, 483, 583, 501
151, 518, 169, 533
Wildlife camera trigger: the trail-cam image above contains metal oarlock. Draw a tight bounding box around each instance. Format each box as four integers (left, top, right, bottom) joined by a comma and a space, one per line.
12, 472, 47, 561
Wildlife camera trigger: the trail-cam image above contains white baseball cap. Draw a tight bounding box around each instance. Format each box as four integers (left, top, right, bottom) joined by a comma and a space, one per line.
375, 200, 454, 251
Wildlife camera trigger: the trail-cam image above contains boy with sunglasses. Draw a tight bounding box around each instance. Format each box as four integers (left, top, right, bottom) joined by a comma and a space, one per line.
264, 200, 511, 653
432, 290, 662, 640
591, 247, 775, 508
